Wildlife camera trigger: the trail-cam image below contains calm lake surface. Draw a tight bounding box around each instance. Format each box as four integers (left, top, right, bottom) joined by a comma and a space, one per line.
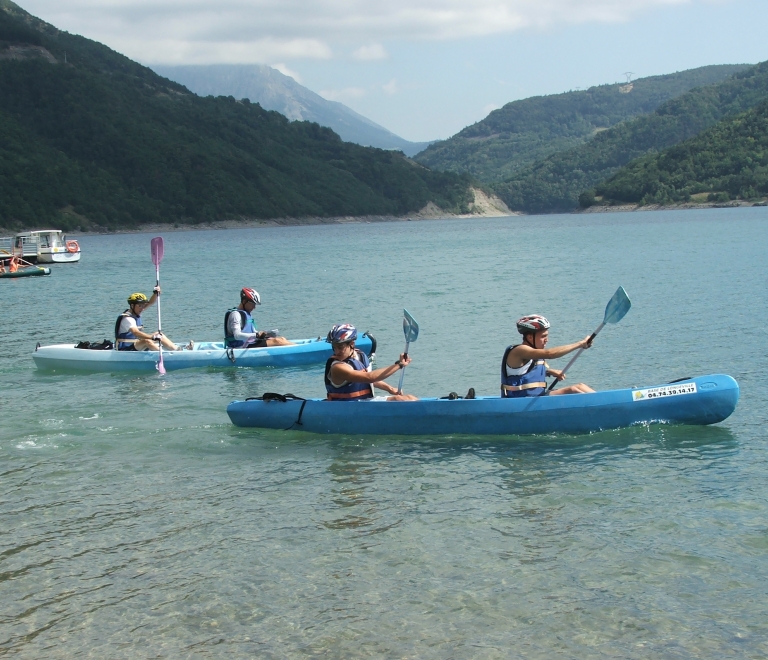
1, 208, 767, 658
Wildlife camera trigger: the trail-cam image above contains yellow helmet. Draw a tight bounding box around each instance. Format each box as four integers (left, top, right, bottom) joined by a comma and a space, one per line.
127, 292, 148, 304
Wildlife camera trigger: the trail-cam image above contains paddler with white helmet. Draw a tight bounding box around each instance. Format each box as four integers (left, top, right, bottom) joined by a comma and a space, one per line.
502, 315, 595, 397
225, 287, 294, 348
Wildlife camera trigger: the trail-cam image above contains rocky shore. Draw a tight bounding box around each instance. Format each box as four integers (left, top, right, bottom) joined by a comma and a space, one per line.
578, 199, 768, 213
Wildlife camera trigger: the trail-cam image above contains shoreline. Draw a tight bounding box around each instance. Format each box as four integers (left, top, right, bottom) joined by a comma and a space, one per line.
4, 197, 765, 238
577, 199, 768, 214
2, 187, 519, 237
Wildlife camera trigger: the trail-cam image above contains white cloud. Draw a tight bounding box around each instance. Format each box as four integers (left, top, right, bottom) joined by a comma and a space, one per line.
319, 87, 368, 101
22, 0, 703, 63
382, 79, 398, 95
483, 103, 501, 115
102, 37, 332, 65
353, 43, 388, 60
271, 62, 303, 83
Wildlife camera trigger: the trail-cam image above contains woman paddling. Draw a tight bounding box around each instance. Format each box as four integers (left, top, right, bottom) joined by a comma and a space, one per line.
502, 315, 595, 397
325, 324, 418, 401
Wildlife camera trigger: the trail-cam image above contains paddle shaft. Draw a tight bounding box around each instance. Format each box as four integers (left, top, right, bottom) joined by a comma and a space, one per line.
154, 263, 166, 373
396, 340, 410, 395
546, 322, 602, 392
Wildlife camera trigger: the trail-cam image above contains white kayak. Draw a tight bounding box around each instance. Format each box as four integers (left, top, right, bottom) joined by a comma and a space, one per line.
33, 334, 375, 373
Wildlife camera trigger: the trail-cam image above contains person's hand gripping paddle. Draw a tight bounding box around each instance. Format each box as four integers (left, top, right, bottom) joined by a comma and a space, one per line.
396, 309, 419, 395
150, 237, 166, 375
546, 286, 631, 393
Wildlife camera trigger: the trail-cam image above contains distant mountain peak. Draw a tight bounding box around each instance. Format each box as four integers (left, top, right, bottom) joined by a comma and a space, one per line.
153, 63, 433, 157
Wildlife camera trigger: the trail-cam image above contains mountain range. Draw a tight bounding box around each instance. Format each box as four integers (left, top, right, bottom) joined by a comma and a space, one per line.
492, 61, 768, 213
414, 65, 750, 182
0, 0, 471, 231
153, 64, 432, 157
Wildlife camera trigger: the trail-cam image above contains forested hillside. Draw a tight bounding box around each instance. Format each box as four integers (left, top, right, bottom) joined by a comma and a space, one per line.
492, 61, 768, 214
0, 1, 472, 231
415, 65, 749, 182
591, 101, 768, 205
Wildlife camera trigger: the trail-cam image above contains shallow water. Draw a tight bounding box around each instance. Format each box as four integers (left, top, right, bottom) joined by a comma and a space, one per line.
1, 208, 767, 657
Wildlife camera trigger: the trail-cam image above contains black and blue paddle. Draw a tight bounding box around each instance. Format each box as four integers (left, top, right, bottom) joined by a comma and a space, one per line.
546, 286, 631, 392
396, 309, 419, 395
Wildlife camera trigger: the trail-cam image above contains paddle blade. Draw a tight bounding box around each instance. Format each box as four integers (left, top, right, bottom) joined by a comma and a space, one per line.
156, 353, 166, 375
151, 237, 164, 267
403, 309, 419, 342
603, 286, 631, 324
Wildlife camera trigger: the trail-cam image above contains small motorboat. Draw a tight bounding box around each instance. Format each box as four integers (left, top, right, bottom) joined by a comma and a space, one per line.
226, 374, 739, 436
33, 334, 375, 373
0, 230, 80, 264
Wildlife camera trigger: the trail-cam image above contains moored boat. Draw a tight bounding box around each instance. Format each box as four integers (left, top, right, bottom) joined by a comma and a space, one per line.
0, 230, 81, 264
226, 374, 739, 436
33, 334, 375, 373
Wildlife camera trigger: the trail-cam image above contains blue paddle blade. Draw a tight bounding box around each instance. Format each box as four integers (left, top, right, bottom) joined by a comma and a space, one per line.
603, 286, 631, 324
403, 309, 419, 342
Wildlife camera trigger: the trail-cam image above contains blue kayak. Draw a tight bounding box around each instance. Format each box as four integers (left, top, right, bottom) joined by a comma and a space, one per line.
33, 334, 374, 373
227, 374, 739, 435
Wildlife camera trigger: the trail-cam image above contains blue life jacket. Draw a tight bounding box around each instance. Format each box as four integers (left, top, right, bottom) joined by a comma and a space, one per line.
501, 344, 547, 398
224, 308, 257, 348
115, 310, 142, 351
325, 350, 374, 401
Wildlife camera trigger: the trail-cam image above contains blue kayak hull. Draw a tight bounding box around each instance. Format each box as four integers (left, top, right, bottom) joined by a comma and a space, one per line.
227, 374, 739, 436
33, 336, 373, 373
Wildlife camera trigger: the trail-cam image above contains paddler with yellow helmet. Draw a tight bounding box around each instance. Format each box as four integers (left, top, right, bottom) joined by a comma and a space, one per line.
116, 288, 189, 351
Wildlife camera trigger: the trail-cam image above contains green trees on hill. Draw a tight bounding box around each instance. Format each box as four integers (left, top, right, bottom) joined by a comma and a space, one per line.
414, 65, 749, 182
593, 101, 768, 205
0, 1, 472, 230
492, 61, 768, 213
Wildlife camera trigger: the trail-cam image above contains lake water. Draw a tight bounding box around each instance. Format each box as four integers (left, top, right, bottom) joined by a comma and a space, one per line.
1, 208, 767, 658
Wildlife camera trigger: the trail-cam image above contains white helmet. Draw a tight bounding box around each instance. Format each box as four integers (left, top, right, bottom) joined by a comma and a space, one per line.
516, 315, 550, 334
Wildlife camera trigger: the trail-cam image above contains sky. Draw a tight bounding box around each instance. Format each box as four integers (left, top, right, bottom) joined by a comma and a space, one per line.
18, 0, 768, 142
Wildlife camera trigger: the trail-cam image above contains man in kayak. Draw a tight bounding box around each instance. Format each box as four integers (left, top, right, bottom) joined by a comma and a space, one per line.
225, 287, 294, 348
325, 323, 418, 401
116, 290, 188, 351
502, 315, 595, 397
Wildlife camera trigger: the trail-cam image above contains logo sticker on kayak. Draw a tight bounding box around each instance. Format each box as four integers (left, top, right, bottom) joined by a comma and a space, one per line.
632, 382, 697, 401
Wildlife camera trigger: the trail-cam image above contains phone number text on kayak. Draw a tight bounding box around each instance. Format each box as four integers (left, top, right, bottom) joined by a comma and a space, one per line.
632, 383, 697, 401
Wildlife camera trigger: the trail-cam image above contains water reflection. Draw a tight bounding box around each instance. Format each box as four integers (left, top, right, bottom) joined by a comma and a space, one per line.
322, 447, 384, 534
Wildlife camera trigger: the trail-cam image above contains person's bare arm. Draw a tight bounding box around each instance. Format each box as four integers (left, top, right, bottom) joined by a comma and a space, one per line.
330, 354, 411, 384
507, 336, 592, 367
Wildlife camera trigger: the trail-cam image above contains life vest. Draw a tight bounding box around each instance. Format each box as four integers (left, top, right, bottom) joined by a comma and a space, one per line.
325, 350, 374, 401
115, 310, 142, 351
224, 308, 257, 348
501, 344, 547, 398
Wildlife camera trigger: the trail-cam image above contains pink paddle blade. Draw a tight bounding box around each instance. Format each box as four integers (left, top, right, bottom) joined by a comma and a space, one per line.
151, 237, 164, 267
156, 354, 166, 375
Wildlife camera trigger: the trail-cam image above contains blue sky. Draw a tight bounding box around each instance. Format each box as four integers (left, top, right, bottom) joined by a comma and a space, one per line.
21, 0, 768, 142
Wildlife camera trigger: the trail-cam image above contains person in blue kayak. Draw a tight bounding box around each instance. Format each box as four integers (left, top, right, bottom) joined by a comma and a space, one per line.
502, 315, 595, 397
116, 290, 188, 351
225, 287, 294, 348
325, 323, 418, 401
